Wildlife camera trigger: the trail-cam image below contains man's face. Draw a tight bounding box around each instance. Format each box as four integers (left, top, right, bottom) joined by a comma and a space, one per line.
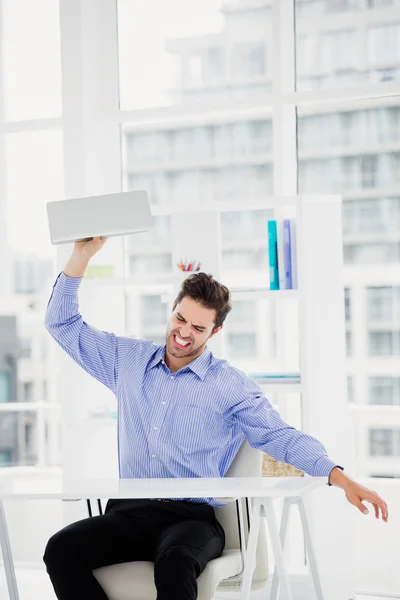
166, 296, 221, 361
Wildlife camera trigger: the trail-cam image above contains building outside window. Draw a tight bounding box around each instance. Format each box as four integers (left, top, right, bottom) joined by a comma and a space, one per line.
0, 372, 10, 403
369, 377, 400, 405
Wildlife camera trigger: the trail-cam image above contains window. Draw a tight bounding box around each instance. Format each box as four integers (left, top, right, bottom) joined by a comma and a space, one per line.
298, 102, 400, 270
1, 0, 62, 120
344, 242, 400, 264
368, 331, 400, 356
129, 254, 173, 275
19, 338, 32, 359
223, 249, 269, 272
360, 156, 378, 188
0, 411, 38, 466
320, 31, 355, 74
367, 24, 400, 69
343, 198, 400, 236
201, 47, 225, 85
187, 54, 203, 87
347, 376, 354, 403
369, 377, 400, 405
369, 428, 400, 457
0, 450, 12, 465
0, 373, 10, 403
117, 0, 229, 110
296, 10, 399, 89
5, 130, 63, 260
141, 296, 168, 326
230, 43, 266, 79
296, 0, 393, 18
227, 333, 257, 358
23, 382, 34, 403
345, 288, 351, 321
229, 300, 257, 325
346, 331, 352, 356
366, 287, 400, 322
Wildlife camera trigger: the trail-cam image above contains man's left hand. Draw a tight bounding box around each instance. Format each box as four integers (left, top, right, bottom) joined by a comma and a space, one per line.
344, 481, 388, 522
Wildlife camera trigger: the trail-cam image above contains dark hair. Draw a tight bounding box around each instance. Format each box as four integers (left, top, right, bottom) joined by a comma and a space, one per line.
173, 272, 232, 330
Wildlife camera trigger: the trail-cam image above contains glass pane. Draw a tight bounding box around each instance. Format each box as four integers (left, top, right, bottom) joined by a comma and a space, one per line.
366, 286, 400, 321
0, 411, 39, 466
117, 0, 272, 110
0, 372, 11, 403
141, 295, 168, 326
1, 0, 62, 120
298, 101, 400, 265
369, 427, 400, 457
368, 377, 400, 405
295, 1, 399, 91
227, 332, 257, 358
4, 130, 64, 267
368, 331, 400, 356
220, 208, 272, 273
122, 118, 273, 274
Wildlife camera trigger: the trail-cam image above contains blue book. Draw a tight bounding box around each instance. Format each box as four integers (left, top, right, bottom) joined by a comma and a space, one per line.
283, 219, 292, 289
289, 218, 298, 289
267, 220, 279, 290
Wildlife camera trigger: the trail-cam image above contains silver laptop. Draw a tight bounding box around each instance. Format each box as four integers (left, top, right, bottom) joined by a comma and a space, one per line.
47, 190, 152, 245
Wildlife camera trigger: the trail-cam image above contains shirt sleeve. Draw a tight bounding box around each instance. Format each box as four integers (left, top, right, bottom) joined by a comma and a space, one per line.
227, 369, 343, 481
44, 271, 139, 395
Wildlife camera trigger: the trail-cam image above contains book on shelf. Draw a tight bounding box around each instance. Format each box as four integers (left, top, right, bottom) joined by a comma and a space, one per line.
277, 219, 285, 290
267, 218, 298, 290
267, 220, 279, 290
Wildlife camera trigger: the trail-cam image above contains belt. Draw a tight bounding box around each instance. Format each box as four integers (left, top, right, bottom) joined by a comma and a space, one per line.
149, 498, 171, 502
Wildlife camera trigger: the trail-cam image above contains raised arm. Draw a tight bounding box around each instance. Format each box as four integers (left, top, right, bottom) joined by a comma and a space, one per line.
44, 237, 137, 394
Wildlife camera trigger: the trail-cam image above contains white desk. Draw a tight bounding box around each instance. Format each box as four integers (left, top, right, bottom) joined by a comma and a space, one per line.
0, 476, 326, 600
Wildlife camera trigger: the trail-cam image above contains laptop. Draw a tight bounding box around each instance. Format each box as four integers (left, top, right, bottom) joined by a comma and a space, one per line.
47, 190, 152, 245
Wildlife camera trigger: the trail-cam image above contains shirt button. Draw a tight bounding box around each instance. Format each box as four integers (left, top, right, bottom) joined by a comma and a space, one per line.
154, 426, 158, 430
161, 360, 165, 364
161, 401, 166, 405
152, 454, 156, 458
170, 375, 174, 379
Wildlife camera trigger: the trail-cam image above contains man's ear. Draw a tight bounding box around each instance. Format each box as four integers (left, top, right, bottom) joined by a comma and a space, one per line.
211, 325, 223, 338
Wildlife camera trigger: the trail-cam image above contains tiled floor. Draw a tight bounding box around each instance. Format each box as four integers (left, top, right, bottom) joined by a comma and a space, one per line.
0, 567, 398, 600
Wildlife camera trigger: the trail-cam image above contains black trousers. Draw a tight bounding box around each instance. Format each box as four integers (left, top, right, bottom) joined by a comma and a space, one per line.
43, 498, 226, 600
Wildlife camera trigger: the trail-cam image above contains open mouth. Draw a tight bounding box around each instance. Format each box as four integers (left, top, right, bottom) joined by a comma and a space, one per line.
172, 334, 191, 349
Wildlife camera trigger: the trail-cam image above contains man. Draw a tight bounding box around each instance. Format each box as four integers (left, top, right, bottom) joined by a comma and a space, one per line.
43, 236, 388, 600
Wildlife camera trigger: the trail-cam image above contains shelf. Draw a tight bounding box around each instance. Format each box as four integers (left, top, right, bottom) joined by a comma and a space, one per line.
80, 276, 299, 302
254, 382, 302, 393
230, 288, 299, 300
82, 274, 174, 288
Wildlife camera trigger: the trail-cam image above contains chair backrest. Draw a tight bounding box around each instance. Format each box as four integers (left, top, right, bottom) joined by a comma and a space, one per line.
215, 440, 269, 591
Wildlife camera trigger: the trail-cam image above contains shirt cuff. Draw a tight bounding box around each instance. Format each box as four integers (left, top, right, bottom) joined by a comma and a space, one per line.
52, 270, 84, 295
313, 455, 344, 485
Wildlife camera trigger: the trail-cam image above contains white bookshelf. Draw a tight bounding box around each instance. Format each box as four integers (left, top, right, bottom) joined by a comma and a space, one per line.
56, 194, 355, 600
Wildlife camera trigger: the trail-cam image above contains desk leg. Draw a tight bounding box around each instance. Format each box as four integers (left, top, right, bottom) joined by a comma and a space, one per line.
263, 498, 293, 600
270, 497, 292, 600
0, 499, 20, 600
298, 497, 324, 600
240, 497, 261, 600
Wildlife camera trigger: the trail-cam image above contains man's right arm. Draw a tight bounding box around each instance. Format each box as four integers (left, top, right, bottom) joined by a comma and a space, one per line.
45, 238, 138, 394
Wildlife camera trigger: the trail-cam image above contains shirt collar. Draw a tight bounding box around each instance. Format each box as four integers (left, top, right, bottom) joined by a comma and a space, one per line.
147, 345, 165, 371
148, 344, 211, 381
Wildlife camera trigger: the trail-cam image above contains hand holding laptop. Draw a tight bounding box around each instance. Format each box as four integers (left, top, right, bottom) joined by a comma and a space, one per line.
63, 236, 108, 278
73, 236, 108, 261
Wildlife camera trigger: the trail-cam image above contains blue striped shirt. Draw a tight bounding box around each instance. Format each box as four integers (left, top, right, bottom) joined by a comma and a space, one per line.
45, 271, 341, 507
